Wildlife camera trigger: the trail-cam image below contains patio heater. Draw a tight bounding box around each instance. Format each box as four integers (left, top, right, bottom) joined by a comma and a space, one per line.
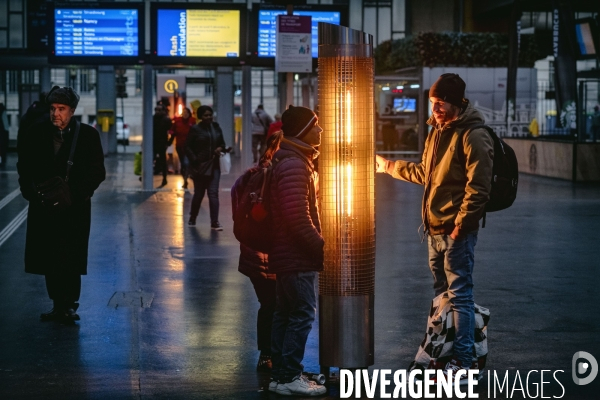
318, 22, 375, 371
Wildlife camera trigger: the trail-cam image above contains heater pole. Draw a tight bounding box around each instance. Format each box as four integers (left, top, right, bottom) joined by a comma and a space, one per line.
318, 23, 376, 373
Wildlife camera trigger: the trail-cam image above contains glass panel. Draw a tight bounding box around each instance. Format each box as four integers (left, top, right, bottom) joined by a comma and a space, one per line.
0, 0, 7, 27
393, 0, 405, 33
0, 31, 6, 48
51, 68, 66, 86
362, 8, 377, 41
8, 71, 18, 93
9, 0, 22, 12
9, 14, 23, 48
349, 0, 362, 31
378, 7, 391, 44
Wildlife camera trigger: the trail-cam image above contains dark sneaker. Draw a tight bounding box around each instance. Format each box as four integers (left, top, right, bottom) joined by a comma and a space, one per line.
257, 354, 272, 371
188, 217, 196, 226
211, 222, 223, 231
40, 307, 64, 322
182, 181, 188, 189
276, 375, 327, 396
63, 308, 80, 323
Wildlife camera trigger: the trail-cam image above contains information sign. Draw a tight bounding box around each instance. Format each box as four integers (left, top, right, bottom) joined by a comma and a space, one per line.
54, 9, 139, 56
275, 15, 312, 73
156, 9, 240, 57
259, 10, 340, 58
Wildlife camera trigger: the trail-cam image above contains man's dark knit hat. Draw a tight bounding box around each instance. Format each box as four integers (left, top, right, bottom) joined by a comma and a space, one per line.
281, 105, 317, 139
429, 73, 466, 108
46, 86, 80, 109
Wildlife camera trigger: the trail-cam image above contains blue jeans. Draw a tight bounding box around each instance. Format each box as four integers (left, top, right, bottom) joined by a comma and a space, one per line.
271, 271, 317, 383
428, 232, 478, 366
190, 167, 220, 224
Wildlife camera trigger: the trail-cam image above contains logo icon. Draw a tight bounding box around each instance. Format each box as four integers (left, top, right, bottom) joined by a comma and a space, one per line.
164, 79, 179, 94
572, 351, 598, 385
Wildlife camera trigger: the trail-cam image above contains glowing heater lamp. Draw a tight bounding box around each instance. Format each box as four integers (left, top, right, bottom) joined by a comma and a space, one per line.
318, 22, 375, 370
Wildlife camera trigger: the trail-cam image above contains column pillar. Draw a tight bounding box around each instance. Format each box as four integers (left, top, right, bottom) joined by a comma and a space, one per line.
96, 66, 117, 155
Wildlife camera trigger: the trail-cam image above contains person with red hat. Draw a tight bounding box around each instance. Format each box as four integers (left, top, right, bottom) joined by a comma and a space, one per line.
266, 105, 327, 396
376, 73, 494, 384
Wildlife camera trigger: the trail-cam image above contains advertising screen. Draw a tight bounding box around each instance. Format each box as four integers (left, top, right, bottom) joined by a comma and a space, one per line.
54, 8, 139, 57
393, 98, 417, 113
258, 10, 341, 58
156, 9, 241, 57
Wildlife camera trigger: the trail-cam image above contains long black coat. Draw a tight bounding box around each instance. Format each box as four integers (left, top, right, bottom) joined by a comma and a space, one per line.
185, 122, 226, 178
17, 118, 106, 275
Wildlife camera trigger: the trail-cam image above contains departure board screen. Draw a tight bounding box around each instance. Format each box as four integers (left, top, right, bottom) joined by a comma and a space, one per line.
258, 10, 341, 58
54, 9, 139, 57
156, 9, 240, 57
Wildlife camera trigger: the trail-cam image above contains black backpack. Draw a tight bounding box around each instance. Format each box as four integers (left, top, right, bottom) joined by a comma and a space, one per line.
231, 155, 298, 252
459, 125, 518, 223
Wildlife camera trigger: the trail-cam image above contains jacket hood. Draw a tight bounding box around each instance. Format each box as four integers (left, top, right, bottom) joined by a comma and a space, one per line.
280, 137, 320, 161
427, 100, 485, 131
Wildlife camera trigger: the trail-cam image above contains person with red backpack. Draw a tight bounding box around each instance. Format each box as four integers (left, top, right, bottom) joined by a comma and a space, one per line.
376, 73, 494, 384
266, 106, 326, 396
231, 133, 283, 373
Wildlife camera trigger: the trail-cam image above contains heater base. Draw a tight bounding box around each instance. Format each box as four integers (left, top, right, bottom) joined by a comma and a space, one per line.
319, 294, 374, 368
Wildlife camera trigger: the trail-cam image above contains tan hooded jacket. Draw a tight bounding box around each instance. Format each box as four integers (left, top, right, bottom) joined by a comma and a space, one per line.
384, 101, 494, 235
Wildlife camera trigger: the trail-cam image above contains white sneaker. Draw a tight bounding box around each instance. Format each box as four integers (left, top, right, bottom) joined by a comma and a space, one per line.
268, 380, 278, 392
276, 375, 327, 396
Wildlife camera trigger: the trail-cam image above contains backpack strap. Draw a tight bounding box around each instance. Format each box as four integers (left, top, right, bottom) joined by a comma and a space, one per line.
257, 161, 272, 202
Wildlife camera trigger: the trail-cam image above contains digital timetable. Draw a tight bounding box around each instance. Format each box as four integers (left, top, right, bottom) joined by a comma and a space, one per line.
54, 9, 139, 57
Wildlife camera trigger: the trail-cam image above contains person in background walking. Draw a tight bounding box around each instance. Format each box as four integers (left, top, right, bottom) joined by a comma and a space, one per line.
251, 104, 273, 163
186, 105, 226, 231
267, 113, 282, 139
170, 107, 195, 189
16, 86, 106, 323
153, 105, 172, 187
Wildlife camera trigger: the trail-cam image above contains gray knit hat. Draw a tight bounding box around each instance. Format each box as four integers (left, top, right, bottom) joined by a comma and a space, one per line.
46, 86, 80, 109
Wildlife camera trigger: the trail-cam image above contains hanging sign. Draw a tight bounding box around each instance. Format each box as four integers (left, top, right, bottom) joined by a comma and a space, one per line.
275, 15, 312, 73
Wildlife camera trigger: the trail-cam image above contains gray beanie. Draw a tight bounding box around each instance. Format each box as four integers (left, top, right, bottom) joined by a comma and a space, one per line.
46, 86, 80, 109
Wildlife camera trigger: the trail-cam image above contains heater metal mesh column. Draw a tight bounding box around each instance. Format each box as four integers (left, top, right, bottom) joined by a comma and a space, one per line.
318, 23, 375, 369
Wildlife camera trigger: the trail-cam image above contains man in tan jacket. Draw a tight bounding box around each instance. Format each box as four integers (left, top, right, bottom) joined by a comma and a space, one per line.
376, 73, 494, 383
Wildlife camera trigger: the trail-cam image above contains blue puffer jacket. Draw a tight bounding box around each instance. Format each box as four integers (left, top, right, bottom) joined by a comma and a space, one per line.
268, 137, 324, 274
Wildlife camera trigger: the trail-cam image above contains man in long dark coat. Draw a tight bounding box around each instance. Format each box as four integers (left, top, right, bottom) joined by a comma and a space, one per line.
17, 86, 106, 323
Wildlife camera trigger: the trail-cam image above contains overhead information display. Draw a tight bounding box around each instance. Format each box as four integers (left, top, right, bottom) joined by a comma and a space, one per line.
156, 9, 240, 57
258, 10, 341, 58
54, 9, 139, 56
